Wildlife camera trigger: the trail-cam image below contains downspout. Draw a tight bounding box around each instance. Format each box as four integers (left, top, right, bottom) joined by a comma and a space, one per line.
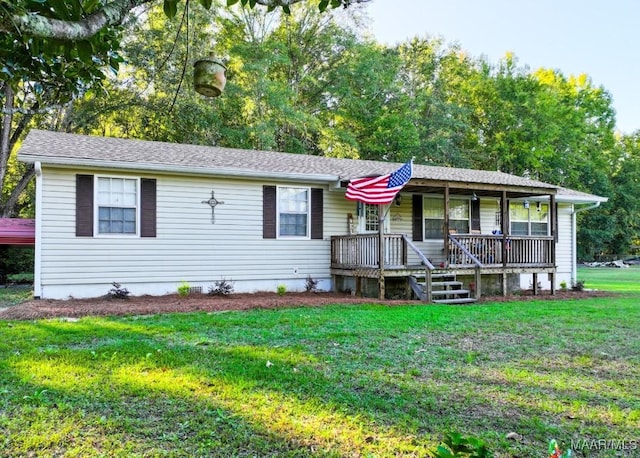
572, 201, 601, 284
34, 161, 42, 299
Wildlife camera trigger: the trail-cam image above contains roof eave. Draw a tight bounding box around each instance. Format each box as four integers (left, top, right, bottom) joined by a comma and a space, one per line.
19, 155, 340, 183
542, 194, 608, 204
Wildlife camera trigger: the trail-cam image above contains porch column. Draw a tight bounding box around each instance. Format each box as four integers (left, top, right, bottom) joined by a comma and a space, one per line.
550, 193, 556, 295
378, 206, 385, 300
443, 185, 450, 264
501, 191, 508, 296
500, 191, 508, 265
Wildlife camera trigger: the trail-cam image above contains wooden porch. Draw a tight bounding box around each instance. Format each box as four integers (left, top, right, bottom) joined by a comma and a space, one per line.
330, 233, 556, 302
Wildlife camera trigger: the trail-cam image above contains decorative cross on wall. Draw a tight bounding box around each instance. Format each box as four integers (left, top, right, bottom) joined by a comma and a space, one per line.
201, 190, 224, 224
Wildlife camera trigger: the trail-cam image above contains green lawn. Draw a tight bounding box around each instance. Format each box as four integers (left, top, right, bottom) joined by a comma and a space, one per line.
0, 285, 32, 308
578, 265, 640, 293
1, 295, 638, 457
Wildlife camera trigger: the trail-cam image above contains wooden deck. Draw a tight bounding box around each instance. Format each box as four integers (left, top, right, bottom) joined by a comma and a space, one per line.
330, 233, 556, 300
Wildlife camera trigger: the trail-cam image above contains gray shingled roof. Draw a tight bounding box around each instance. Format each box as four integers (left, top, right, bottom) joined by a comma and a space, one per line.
18, 129, 605, 202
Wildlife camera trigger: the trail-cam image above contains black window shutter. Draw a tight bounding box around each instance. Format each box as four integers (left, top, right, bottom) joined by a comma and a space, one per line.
412, 194, 423, 241
141, 178, 157, 237
471, 198, 481, 231
311, 188, 323, 240
263, 185, 276, 239
76, 174, 94, 237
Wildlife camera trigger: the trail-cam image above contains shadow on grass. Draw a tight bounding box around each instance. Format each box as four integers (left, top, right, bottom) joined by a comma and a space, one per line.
1, 301, 639, 456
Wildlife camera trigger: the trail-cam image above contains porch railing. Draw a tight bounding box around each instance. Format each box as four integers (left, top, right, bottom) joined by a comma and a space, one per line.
330, 234, 407, 268
331, 233, 555, 269
448, 234, 554, 267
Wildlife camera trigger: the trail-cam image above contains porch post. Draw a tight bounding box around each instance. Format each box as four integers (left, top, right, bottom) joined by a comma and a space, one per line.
550, 193, 556, 295
474, 267, 482, 300
501, 191, 508, 266
378, 205, 385, 300
501, 191, 508, 296
444, 185, 450, 264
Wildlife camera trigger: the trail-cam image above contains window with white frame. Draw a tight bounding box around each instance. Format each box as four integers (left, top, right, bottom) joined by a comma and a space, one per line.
423, 197, 470, 238
97, 177, 138, 234
354, 202, 390, 233
364, 203, 379, 232
278, 186, 309, 237
510, 202, 549, 236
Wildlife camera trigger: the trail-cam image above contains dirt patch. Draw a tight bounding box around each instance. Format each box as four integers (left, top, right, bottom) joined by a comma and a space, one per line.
0, 292, 391, 320
0, 288, 612, 321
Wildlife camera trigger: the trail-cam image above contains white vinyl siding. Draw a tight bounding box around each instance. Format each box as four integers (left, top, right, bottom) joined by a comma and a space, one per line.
555, 203, 573, 282
35, 165, 582, 298
38, 166, 335, 298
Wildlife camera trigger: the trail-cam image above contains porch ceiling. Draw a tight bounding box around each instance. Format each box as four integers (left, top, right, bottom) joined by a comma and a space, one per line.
402, 180, 556, 198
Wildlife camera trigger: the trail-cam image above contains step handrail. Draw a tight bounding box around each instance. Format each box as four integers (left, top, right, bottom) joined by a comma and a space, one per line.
448, 235, 485, 268
402, 234, 435, 270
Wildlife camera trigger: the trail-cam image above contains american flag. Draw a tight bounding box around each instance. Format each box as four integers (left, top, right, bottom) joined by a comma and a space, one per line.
345, 160, 413, 205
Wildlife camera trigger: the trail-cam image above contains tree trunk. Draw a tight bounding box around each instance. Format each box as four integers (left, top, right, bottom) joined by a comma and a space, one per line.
0, 84, 14, 195
1, 164, 35, 218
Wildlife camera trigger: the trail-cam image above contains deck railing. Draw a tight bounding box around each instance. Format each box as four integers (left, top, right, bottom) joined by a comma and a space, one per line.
331, 233, 555, 269
330, 234, 407, 268
448, 234, 554, 267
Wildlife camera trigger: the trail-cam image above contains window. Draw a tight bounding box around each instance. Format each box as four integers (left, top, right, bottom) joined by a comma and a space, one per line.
278, 187, 309, 237
263, 186, 323, 240
423, 197, 470, 239
364, 203, 379, 232
510, 202, 549, 236
97, 177, 138, 234
354, 203, 390, 233
76, 174, 156, 238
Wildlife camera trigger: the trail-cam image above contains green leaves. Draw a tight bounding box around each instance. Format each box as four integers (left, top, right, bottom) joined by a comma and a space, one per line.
163, 0, 179, 18
76, 40, 93, 63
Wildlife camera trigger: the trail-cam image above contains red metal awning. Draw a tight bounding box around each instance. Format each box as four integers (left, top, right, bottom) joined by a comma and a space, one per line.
0, 218, 35, 246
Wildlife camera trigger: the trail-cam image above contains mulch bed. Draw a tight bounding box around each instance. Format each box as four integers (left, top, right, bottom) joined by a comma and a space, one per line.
0, 289, 611, 321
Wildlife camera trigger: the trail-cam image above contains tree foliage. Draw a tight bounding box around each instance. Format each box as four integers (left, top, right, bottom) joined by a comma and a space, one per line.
1, 0, 639, 258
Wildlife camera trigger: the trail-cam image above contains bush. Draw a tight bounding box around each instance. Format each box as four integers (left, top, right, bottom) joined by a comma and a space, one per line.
177, 281, 191, 297
276, 284, 287, 296
304, 275, 319, 293
107, 282, 130, 300
571, 280, 585, 291
1, 246, 34, 274
208, 279, 234, 296
7, 273, 34, 284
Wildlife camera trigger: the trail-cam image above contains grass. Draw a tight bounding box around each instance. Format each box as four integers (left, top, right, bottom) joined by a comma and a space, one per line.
0, 285, 32, 308
578, 265, 640, 292
1, 294, 639, 457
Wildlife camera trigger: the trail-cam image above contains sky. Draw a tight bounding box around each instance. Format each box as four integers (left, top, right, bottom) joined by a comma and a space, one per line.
365, 0, 640, 134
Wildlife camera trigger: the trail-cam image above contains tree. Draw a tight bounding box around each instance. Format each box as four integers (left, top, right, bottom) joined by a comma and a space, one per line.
0, 0, 370, 41
0, 0, 369, 217
66, 0, 370, 157
601, 133, 640, 257
1, 0, 125, 216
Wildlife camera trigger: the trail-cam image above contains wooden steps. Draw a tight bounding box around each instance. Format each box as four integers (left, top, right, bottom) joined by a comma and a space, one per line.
410, 272, 477, 304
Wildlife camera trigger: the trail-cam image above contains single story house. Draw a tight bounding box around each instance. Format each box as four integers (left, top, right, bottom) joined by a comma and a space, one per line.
18, 129, 607, 302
